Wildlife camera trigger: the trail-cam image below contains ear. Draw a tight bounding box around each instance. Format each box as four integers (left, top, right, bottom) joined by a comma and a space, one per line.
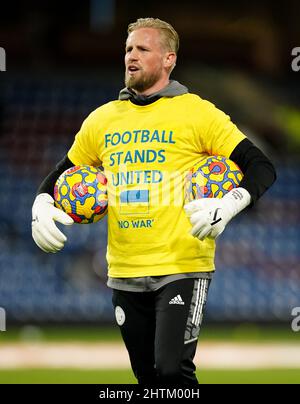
164, 52, 177, 69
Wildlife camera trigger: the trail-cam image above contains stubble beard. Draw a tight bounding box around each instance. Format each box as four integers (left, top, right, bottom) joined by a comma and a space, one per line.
125, 68, 162, 94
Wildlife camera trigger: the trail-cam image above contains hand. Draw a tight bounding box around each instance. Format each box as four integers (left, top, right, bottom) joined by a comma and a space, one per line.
32, 193, 74, 253
184, 188, 251, 241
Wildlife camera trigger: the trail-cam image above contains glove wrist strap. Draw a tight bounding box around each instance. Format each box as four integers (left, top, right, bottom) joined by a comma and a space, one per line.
34, 193, 54, 205
223, 187, 251, 218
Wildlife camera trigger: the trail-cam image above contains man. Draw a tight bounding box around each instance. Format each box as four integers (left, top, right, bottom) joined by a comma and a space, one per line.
32, 18, 276, 384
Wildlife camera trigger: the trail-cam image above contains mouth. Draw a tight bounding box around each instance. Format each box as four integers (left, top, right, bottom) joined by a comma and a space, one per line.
127, 65, 140, 74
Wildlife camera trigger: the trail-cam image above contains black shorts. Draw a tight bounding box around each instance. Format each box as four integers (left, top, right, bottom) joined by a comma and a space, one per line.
112, 277, 211, 384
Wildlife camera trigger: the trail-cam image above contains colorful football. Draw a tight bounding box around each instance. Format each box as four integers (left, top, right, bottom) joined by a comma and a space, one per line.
54, 165, 108, 224
185, 155, 243, 202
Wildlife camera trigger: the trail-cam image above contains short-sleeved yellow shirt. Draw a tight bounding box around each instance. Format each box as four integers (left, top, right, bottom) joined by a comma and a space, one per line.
68, 93, 246, 278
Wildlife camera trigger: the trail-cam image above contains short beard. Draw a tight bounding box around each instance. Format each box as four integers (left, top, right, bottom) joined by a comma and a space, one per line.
125, 69, 162, 94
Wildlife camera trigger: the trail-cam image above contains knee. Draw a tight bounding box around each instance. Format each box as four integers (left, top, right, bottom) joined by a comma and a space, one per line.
155, 363, 182, 383
155, 360, 198, 385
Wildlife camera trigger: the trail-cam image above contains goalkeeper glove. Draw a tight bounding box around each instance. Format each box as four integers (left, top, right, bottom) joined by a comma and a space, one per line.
32, 193, 74, 253
184, 188, 251, 241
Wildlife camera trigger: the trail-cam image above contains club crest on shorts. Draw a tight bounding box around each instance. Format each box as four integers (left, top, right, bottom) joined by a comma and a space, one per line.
115, 306, 126, 326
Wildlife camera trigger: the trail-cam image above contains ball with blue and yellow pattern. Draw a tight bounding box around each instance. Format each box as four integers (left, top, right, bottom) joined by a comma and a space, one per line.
54, 165, 108, 224
185, 155, 243, 202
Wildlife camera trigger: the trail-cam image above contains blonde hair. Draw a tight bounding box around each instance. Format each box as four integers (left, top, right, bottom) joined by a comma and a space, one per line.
127, 17, 179, 54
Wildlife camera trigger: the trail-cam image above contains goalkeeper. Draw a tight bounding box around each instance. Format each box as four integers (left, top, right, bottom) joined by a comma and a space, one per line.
32, 18, 276, 384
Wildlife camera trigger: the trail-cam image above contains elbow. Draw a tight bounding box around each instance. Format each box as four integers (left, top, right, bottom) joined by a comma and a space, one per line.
268, 159, 277, 187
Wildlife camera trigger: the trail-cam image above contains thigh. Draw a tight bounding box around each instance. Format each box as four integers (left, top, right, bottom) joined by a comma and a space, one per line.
112, 289, 156, 382
154, 278, 210, 383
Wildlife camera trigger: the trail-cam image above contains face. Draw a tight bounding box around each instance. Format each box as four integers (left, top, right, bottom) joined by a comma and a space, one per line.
125, 28, 172, 94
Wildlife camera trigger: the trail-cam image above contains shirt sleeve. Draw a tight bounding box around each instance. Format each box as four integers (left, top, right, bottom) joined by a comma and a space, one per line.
36, 155, 74, 197
230, 138, 277, 205
68, 110, 102, 166
198, 100, 246, 157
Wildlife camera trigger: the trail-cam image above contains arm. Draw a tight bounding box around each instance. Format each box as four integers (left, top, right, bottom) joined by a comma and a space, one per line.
32, 108, 103, 253
185, 139, 276, 240
32, 155, 75, 253
37, 155, 74, 197
229, 138, 276, 206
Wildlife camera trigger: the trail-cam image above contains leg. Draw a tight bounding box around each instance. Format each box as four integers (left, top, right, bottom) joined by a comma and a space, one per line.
154, 278, 210, 384
112, 289, 157, 384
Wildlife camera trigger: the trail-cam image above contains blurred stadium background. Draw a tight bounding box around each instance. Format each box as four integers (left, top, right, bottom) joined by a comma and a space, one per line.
0, 0, 299, 384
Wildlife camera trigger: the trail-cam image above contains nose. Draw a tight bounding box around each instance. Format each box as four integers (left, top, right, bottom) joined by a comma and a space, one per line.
128, 48, 138, 62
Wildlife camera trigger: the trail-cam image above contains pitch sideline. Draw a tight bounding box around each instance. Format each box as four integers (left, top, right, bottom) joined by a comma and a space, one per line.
0, 342, 300, 369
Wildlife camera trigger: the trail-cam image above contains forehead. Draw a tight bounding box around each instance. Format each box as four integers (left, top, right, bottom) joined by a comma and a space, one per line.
126, 28, 162, 48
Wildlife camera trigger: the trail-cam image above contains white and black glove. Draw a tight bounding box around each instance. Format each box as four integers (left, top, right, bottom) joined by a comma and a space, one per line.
184, 188, 251, 241
32, 193, 74, 253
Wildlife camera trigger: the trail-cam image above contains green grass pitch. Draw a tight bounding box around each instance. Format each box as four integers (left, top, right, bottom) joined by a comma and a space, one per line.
0, 368, 299, 384
0, 324, 299, 384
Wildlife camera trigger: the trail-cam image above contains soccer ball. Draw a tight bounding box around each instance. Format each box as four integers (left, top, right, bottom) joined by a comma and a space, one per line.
185, 155, 243, 202
54, 165, 108, 224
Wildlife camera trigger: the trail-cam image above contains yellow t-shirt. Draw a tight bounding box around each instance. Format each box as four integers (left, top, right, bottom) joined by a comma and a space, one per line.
68, 93, 246, 278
